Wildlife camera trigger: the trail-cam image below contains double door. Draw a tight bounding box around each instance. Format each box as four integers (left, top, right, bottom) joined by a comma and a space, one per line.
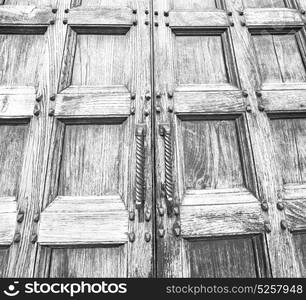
0, 0, 306, 277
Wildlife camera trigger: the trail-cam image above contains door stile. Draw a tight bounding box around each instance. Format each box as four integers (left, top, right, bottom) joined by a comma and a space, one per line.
226, 0, 300, 277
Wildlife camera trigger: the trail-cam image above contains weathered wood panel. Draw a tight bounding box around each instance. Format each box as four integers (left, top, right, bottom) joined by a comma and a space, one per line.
253, 34, 306, 84
72, 0, 130, 8
293, 233, 306, 277
175, 35, 228, 85
271, 118, 306, 184
0, 124, 28, 196
0, 197, 16, 245
188, 235, 267, 277
243, 0, 285, 8
181, 119, 244, 190
43, 246, 126, 278
0, 34, 45, 86
39, 196, 128, 245
72, 34, 128, 86
181, 202, 263, 237
58, 123, 123, 196
0, 247, 9, 278
172, 0, 217, 10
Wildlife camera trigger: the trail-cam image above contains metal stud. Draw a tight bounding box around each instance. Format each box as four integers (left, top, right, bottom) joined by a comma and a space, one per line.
230, 21, 234, 26
145, 21, 149, 25
261, 202, 269, 212
132, 9, 137, 14
256, 90, 262, 97
227, 11, 233, 16
168, 106, 173, 113
145, 232, 151, 242
63, 19, 68, 25
52, 8, 58, 14
167, 91, 173, 98
173, 222, 181, 237
129, 232, 136, 243
242, 90, 248, 97
130, 107, 135, 115
158, 206, 165, 217
156, 106, 161, 113
17, 212, 24, 223
154, 11, 158, 16
239, 11, 244, 16
144, 109, 150, 116
50, 19, 55, 25
133, 20, 138, 26
165, 22, 170, 27
64, 8, 69, 13
173, 206, 180, 216
155, 22, 159, 27
258, 104, 265, 112
280, 220, 287, 230
301, 9, 306, 15
48, 108, 55, 117
164, 11, 169, 17
145, 210, 151, 222
158, 227, 165, 237
131, 93, 136, 100
241, 21, 246, 26
31, 234, 38, 244
14, 233, 21, 243
145, 93, 151, 101
277, 202, 284, 211
36, 94, 43, 102
33, 105, 40, 116
145, 9, 149, 15
264, 222, 271, 233
50, 94, 56, 101
129, 211, 135, 221
156, 92, 161, 98
246, 105, 252, 113
33, 213, 40, 223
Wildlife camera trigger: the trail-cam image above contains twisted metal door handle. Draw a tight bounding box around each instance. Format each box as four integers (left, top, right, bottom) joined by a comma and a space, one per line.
135, 125, 146, 209
159, 124, 174, 211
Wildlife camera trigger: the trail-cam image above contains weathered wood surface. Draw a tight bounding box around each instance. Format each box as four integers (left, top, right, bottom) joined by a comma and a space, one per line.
0, 197, 16, 245
39, 196, 128, 245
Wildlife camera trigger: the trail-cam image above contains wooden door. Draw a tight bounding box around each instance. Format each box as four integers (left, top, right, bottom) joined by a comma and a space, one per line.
154, 0, 306, 278
0, 0, 153, 278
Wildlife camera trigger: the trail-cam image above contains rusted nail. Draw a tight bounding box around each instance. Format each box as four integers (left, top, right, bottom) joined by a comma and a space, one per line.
280, 220, 288, 230
129, 232, 136, 243
277, 202, 285, 211
129, 211, 135, 221
145, 232, 151, 242
261, 202, 269, 212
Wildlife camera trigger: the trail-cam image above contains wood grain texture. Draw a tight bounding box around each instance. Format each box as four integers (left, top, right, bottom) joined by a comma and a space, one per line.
188, 235, 267, 278
175, 35, 228, 85
271, 118, 306, 184
243, 0, 285, 8
245, 9, 303, 28
0, 34, 45, 86
0, 124, 28, 196
68, 7, 133, 27
175, 91, 245, 114
183, 188, 259, 206
293, 233, 306, 277
0, 6, 52, 26
181, 202, 263, 237
39, 196, 128, 245
285, 199, 306, 231
72, 0, 130, 8
181, 119, 244, 190
172, 0, 218, 10
72, 34, 128, 86
169, 11, 229, 29
253, 33, 306, 84
0, 197, 16, 245
55, 93, 130, 117
58, 123, 122, 196
0, 248, 9, 278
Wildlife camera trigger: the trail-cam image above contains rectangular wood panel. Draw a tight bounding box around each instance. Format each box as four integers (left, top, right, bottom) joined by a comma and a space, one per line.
293, 233, 306, 277
253, 33, 306, 84
0, 34, 45, 86
0, 247, 9, 278
59, 123, 123, 196
181, 119, 244, 190
39, 246, 126, 278
243, 0, 286, 8
188, 235, 268, 278
271, 118, 306, 184
172, 0, 218, 10
0, 124, 28, 196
